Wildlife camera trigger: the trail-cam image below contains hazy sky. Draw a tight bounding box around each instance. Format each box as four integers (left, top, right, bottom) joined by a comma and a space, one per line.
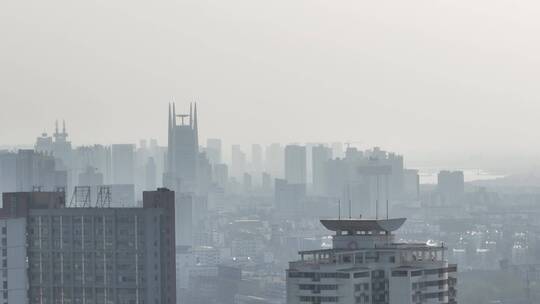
1, 0, 540, 162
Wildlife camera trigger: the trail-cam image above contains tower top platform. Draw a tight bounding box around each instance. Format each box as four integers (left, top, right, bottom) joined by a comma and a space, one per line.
320, 218, 406, 233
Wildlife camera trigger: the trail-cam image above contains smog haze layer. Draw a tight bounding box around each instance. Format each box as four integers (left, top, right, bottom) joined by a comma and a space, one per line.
1, 0, 539, 168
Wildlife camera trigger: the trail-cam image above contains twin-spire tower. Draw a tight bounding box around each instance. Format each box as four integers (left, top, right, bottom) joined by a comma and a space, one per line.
164, 102, 199, 193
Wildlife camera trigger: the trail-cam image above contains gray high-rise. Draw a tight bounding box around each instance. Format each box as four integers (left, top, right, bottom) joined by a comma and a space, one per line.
111, 144, 135, 185
312, 145, 332, 195
1, 190, 176, 304
285, 145, 306, 186
164, 103, 199, 193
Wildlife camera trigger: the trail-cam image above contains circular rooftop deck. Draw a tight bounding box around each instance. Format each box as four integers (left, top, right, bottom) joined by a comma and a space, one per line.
320, 218, 406, 233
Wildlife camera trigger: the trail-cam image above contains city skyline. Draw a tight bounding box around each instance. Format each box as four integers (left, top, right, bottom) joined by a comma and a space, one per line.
3, 0, 540, 302
3, 1, 540, 161
1, 109, 538, 172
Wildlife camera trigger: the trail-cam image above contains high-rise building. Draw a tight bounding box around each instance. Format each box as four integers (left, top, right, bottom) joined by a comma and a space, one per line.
251, 144, 263, 174
213, 163, 229, 190
231, 145, 246, 179
265, 143, 284, 178
312, 145, 332, 195
52, 120, 73, 169
1, 150, 67, 193
1, 190, 176, 304
243, 173, 252, 193
27, 207, 173, 303
437, 171, 465, 205
111, 144, 135, 184
206, 138, 222, 165
145, 157, 157, 190
403, 169, 420, 200
285, 145, 307, 186
0, 217, 27, 304
143, 188, 177, 304
286, 218, 457, 304
35, 132, 53, 155
262, 172, 272, 192
275, 178, 306, 218
331, 142, 344, 159
175, 193, 194, 247
164, 103, 199, 193
78, 166, 104, 188
73, 145, 111, 184
0, 151, 17, 200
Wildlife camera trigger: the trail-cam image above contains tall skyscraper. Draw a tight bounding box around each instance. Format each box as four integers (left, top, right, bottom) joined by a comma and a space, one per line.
285, 145, 306, 186
251, 144, 263, 174
111, 144, 135, 184
265, 143, 284, 178
231, 145, 246, 179
286, 218, 457, 304
312, 145, 332, 195
164, 103, 199, 193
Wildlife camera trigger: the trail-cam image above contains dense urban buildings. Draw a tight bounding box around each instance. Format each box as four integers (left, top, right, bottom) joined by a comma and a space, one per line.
22, 104, 540, 303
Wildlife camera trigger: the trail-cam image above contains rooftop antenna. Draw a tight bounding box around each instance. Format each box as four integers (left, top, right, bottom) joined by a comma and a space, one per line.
376, 175, 380, 220
347, 184, 352, 219
385, 174, 389, 220
338, 199, 341, 220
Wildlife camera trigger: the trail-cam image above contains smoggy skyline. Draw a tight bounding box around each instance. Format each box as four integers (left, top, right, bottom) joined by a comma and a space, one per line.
2, 0, 540, 163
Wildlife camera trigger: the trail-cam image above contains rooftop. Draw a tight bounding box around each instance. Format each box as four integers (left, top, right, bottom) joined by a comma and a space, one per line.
320, 218, 406, 233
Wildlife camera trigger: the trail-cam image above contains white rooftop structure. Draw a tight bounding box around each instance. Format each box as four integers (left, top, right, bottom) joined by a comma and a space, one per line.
286, 218, 457, 304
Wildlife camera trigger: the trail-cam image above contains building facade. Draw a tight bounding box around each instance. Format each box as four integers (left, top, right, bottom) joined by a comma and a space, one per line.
0, 190, 176, 304
0, 217, 27, 304
285, 145, 306, 186
286, 218, 457, 304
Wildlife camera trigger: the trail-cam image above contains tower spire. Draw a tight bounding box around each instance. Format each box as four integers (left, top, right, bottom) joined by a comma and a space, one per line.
172, 102, 176, 127
167, 103, 173, 175
189, 102, 193, 127
55, 120, 59, 135
168, 103, 172, 131
62, 120, 66, 134
193, 102, 199, 149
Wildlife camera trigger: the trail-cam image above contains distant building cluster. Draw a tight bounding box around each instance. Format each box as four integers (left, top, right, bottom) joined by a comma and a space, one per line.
0, 103, 494, 303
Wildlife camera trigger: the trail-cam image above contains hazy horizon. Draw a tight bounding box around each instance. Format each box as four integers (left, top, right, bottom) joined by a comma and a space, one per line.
2, 0, 540, 167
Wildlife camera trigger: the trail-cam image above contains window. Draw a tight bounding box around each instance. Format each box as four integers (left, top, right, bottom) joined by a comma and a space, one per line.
392, 270, 408, 277
354, 272, 369, 278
